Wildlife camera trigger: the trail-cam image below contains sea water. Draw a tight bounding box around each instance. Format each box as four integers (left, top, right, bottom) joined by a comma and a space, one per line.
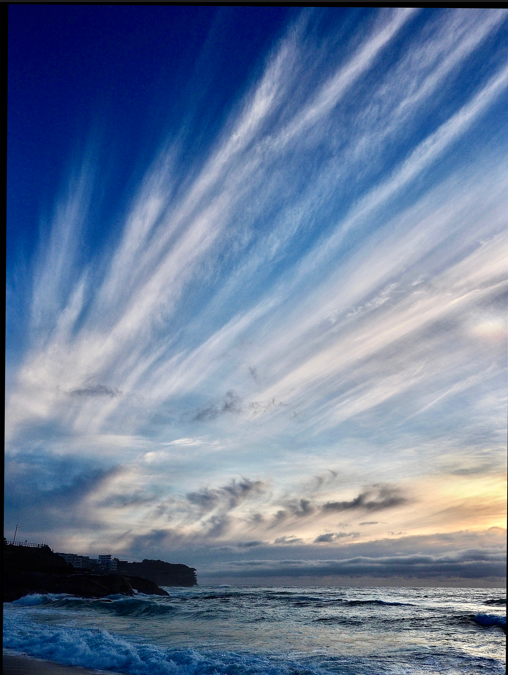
3, 586, 506, 674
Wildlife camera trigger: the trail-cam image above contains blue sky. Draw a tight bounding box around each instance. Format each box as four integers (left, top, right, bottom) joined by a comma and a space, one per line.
6, 6, 507, 586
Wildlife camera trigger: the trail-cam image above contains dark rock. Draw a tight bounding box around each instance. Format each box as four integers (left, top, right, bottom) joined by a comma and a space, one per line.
3, 543, 74, 575
3, 568, 134, 602
125, 575, 169, 596
117, 558, 197, 586
2, 544, 169, 602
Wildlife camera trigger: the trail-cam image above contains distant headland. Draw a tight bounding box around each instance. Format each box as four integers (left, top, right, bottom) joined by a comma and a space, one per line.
55, 550, 198, 587
2, 539, 197, 603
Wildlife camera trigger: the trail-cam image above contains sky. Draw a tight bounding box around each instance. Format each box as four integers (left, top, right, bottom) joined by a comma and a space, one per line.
6, 5, 507, 587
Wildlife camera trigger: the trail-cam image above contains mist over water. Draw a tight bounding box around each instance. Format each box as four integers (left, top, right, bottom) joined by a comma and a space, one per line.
4, 586, 506, 674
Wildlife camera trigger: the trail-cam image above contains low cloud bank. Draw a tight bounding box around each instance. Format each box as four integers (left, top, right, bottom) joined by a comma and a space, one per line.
198, 549, 506, 583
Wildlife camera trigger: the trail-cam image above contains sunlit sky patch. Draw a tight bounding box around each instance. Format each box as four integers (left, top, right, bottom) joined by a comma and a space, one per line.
6, 6, 507, 586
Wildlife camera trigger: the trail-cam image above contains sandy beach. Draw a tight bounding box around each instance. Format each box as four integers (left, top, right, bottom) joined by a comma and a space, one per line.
3, 654, 107, 675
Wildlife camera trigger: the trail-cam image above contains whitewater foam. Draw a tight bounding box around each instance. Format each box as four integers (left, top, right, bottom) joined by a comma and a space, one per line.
3, 613, 330, 675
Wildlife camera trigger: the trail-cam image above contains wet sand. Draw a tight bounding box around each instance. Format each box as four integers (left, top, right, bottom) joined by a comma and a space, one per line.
3, 654, 109, 675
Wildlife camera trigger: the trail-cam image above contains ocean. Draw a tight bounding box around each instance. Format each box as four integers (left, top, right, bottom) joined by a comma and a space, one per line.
3, 586, 506, 675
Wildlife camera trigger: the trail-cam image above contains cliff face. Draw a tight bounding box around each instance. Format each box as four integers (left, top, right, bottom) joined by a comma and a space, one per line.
4, 543, 73, 576
2, 544, 168, 601
117, 559, 197, 586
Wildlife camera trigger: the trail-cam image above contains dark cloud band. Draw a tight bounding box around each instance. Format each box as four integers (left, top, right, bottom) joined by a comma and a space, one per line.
200, 550, 507, 581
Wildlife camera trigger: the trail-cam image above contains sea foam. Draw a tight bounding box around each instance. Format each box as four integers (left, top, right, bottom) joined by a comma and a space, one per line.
3, 612, 329, 675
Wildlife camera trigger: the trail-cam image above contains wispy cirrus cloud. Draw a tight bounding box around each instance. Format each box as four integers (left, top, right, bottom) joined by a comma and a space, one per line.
186, 478, 266, 516
6, 8, 508, 570
8, 9, 508, 440
69, 384, 121, 398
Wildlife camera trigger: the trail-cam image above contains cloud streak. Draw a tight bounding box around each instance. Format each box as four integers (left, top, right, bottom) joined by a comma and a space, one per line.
322, 486, 407, 513
6, 7, 508, 575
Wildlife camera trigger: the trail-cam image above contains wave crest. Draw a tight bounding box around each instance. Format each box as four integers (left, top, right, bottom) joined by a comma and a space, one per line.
474, 614, 506, 630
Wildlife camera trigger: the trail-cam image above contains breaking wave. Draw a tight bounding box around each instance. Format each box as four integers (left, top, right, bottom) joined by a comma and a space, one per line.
15, 594, 178, 618
3, 613, 338, 675
474, 614, 506, 630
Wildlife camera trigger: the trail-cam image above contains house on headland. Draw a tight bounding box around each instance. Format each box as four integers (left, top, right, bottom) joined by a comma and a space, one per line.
52, 550, 197, 586
55, 552, 118, 572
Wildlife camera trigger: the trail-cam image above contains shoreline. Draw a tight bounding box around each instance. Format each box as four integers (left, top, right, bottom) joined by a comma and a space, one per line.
3, 653, 116, 675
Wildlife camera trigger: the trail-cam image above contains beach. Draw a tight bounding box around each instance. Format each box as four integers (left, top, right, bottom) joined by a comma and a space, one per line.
3, 655, 105, 675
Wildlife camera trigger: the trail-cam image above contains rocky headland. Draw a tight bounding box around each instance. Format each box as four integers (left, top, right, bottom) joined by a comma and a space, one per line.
2, 543, 196, 602
117, 558, 197, 587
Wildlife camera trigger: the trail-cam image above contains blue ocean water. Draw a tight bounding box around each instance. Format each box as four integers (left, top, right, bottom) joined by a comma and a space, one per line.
3, 586, 506, 674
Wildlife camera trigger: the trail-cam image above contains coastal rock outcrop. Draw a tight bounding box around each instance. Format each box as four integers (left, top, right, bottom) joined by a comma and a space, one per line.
124, 575, 170, 596
2, 544, 169, 602
117, 558, 197, 586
